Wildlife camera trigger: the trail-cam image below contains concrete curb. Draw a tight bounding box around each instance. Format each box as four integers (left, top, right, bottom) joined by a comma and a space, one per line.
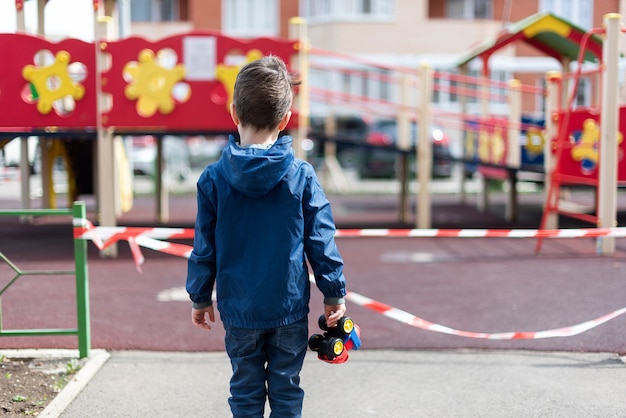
1, 349, 110, 418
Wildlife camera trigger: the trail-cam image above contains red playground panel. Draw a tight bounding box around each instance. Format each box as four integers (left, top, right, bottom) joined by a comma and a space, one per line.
100, 32, 298, 133
0, 32, 299, 134
554, 106, 626, 184
0, 33, 98, 131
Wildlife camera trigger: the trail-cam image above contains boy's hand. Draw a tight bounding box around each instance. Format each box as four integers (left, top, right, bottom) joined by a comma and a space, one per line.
192, 306, 215, 330
324, 303, 346, 327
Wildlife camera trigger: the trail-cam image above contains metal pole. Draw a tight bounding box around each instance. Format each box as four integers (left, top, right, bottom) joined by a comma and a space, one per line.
15, 0, 26, 32
543, 71, 561, 230
477, 61, 491, 212
458, 65, 469, 203
96, 17, 119, 256
416, 63, 433, 229
73, 202, 91, 358
597, 13, 621, 255
156, 136, 169, 224
397, 73, 410, 223
18, 137, 32, 223
505, 79, 522, 222
289, 17, 309, 161
36, 0, 52, 209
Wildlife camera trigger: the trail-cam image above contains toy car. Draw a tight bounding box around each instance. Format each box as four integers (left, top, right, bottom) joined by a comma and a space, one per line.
308, 314, 361, 364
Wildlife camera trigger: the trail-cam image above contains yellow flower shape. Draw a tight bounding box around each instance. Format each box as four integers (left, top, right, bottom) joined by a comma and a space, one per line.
22, 50, 85, 115
124, 49, 188, 117
571, 119, 599, 165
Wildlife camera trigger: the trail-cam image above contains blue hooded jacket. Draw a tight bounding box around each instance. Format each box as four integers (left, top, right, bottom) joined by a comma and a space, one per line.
186, 135, 346, 328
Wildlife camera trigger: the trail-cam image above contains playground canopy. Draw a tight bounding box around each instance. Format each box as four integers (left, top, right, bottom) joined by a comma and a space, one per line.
456, 12, 604, 69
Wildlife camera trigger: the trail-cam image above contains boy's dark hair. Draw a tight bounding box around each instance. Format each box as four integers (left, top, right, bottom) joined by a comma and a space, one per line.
232, 55, 298, 131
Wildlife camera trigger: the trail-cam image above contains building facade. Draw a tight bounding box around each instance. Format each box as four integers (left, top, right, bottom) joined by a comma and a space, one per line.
127, 0, 625, 116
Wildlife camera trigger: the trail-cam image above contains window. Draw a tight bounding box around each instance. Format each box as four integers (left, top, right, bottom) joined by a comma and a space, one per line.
450, 75, 458, 103
539, 0, 593, 29
378, 69, 391, 102
302, 0, 394, 22
446, 0, 491, 19
360, 71, 370, 99
434, 69, 509, 110
491, 70, 508, 104
341, 72, 352, 95
573, 78, 591, 107
223, 0, 278, 38
536, 79, 547, 114
131, 0, 181, 22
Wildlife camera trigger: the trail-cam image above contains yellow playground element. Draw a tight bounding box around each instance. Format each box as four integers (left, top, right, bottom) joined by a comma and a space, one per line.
123, 49, 188, 117
22, 51, 86, 115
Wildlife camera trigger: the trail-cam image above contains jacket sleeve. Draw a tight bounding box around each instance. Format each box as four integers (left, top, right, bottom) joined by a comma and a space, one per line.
302, 167, 346, 304
186, 177, 217, 306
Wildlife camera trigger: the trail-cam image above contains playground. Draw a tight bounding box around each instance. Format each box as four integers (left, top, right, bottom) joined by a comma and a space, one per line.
2, 7, 626, 351
2, 9, 626, 416
1, 11, 625, 253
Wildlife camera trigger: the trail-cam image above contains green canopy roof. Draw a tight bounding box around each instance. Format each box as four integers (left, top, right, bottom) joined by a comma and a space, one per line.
456, 12, 603, 68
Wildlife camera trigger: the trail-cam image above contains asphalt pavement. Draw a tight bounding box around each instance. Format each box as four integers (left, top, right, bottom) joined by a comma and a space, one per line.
42, 349, 626, 417
2, 168, 626, 417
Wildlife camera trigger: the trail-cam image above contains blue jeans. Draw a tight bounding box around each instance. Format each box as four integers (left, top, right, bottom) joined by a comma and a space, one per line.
224, 317, 308, 418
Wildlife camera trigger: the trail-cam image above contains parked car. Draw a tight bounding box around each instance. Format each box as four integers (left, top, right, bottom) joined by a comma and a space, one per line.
185, 135, 228, 168
306, 115, 453, 179
306, 114, 373, 170
1, 136, 40, 174
362, 119, 453, 179
126, 135, 191, 181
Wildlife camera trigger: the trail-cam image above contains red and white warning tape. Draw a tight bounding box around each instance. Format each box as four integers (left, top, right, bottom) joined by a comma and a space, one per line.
73, 222, 626, 339
73, 223, 626, 269
75, 224, 194, 250
344, 290, 626, 339
134, 235, 193, 259
334, 227, 626, 238
73, 223, 626, 249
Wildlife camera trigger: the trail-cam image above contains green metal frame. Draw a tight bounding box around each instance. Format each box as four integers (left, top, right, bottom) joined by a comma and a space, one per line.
0, 202, 91, 358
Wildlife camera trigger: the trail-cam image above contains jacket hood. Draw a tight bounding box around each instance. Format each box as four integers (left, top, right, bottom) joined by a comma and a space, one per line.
218, 135, 295, 197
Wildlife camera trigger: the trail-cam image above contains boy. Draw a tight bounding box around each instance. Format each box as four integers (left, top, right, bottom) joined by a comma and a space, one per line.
186, 55, 347, 418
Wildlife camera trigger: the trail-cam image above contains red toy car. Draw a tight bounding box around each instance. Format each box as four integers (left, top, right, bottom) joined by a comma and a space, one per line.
308, 314, 361, 364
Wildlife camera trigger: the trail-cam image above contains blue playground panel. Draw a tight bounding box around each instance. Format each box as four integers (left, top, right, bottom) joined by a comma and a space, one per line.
519, 115, 545, 168
463, 114, 545, 171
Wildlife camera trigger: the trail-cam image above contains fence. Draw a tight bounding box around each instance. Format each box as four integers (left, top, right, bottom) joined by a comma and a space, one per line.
0, 201, 91, 358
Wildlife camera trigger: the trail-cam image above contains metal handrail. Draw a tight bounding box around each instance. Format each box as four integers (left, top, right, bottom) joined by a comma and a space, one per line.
0, 202, 91, 358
